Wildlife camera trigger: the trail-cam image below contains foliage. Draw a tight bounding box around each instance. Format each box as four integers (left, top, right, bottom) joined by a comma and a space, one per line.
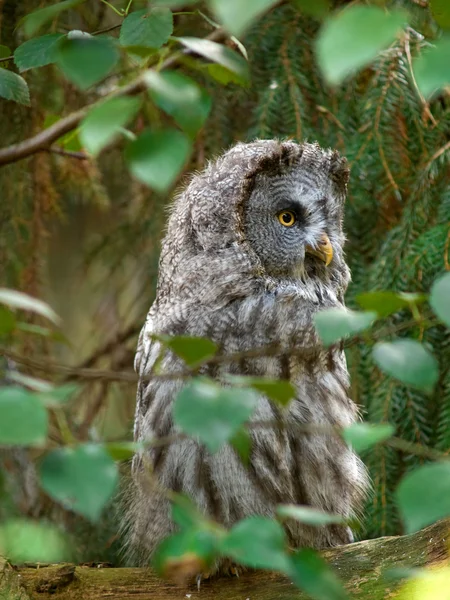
0, 0, 450, 597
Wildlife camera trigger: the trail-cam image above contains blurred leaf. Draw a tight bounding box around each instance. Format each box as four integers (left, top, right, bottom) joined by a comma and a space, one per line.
291, 0, 330, 19
230, 427, 252, 465
314, 308, 376, 346
171, 494, 207, 530
316, 6, 406, 85
430, 272, 450, 327
396, 462, 450, 533
14, 34, 63, 71
373, 340, 439, 393
21, 0, 86, 37
80, 96, 141, 156
7, 371, 53, 392
0, 45, 11, 61
342, 423, 395, 453
220, 516, 290, 572
153, 529, 217, 580
125, 128, 191, 192
105, 441, 144, 461
247, 378, 296, 407
173, 378, 258, 453
0, 519, 71, 563
430, 0, 450, 29
289, 548, 348, 599
0, 288, 60, 324
160, 334, 217, 366
176, 37, 250, 83
55, 36, 119, 90
356, 291, 426, 318
206, 63, 244, 85
44, 114, 82, 151
145, 71, 211, 137
0, 387, 48, 446
0, 69, 30, 105
38, 383, 79, 407
154, 0, 197, 5
120, 8, 173, 48
277, 505, 345, 526
39, 444, 118, 522
396, 567, 450, 600
0, 306, 15, 335
209, 0, 277, 36
16, 322, 68, 343
414, 37, 450, 99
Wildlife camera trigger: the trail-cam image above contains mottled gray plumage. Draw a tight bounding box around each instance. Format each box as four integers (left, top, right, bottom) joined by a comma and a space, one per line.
123, 139, 369, 566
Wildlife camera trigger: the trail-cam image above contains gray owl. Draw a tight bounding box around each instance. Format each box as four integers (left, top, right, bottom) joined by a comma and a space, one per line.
123, 139, 369, 568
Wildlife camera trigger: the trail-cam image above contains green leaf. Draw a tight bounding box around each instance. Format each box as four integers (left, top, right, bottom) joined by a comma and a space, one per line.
153, 529, 218, 578
414, 38, 450, 99
0, 519, 71, 563
289, 548, 348, 599
292, 0, 330, 19
0, 45, 11, 61
314, 308, 376, 346
247, 378, 296, 407
430, 272, 450, 327
230, 427, 252, 465
209, 0, 277, 36
206, 63, 244, 85
161, 334, 217, 366
396, 462, 450, 533
356, 291, 426, 319
173, 378, 258, 453
120, 8, 173, 49
431, 0, 450, 29
80, 96, 141, 156
342, 423, 395, 453
171, 494, 207, 530
372, 340, 439, 393
0, 387, 48, 446
14, 34, 63, 71
104, 441, 143, 461
176, 37, 250, 84
0, 69, 30, 105
220, 516, 290, 572
316, 6, 407, 85
38, 383, 79, 407
125, 128, 191, 193
21, 0, 86, 38
0, 288, 60, 324
277, 505, 345, 526
145, 71, 211, 138
39, 444, 118, 522
55, 36, 119, 90
0, 306, 15, 335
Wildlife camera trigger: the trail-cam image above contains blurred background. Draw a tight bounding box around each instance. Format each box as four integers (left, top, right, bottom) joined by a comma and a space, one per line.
0, 0, 449, 564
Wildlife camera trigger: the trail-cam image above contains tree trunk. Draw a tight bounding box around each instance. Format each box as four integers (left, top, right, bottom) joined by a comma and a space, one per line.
2, 520, 449, 600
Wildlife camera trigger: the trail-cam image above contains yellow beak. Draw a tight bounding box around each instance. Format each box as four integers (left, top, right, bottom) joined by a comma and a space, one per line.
305, 234, 333, 266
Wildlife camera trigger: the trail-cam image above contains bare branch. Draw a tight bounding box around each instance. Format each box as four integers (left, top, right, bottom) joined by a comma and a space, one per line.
46, 147, 89, 160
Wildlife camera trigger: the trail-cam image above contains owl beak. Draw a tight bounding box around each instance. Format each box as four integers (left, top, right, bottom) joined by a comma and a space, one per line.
305, 234, 333, 266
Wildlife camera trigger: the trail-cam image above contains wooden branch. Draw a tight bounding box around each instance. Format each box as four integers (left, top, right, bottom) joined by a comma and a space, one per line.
4, 520, 450, 600
0, 29, 227, 167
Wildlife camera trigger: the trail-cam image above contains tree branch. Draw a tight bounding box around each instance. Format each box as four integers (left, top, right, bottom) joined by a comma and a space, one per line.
0, 28, 227, 167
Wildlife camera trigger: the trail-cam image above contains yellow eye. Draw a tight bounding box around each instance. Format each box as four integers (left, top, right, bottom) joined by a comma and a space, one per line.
278, 210, 296, 227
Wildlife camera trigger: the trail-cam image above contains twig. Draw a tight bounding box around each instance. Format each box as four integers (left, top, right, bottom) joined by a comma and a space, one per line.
0, 28, 227, 167
46, 147, 89, 160
0, 55, 13, 64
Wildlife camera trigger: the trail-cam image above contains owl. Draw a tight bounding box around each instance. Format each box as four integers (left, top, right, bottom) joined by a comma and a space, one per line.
123, 139, 369, 568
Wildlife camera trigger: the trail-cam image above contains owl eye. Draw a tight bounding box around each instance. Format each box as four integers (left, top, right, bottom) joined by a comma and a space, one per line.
278, 210, 296, 227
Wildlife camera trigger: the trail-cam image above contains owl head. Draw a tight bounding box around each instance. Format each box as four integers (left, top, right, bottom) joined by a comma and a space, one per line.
238, 140, 349, 285
158, 139, 350, 303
